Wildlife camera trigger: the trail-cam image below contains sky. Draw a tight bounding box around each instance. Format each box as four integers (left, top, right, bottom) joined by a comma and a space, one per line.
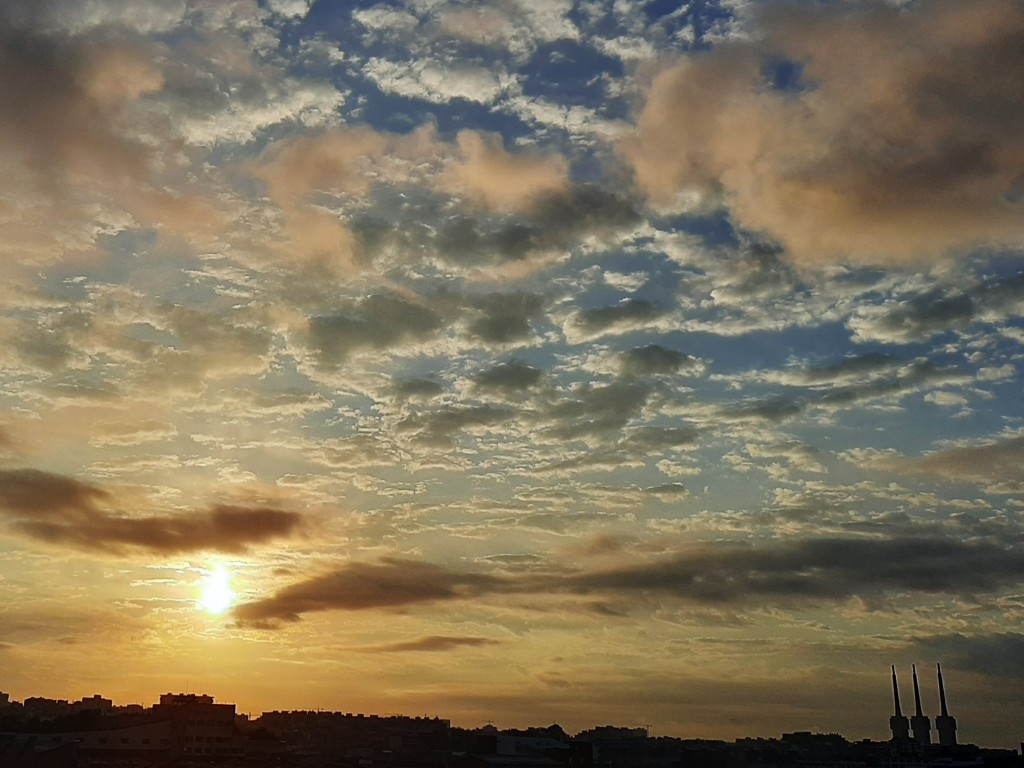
0, 0, 1023, 748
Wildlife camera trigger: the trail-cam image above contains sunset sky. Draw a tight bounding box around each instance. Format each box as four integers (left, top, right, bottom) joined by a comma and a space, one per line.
2, 0, 1024, 748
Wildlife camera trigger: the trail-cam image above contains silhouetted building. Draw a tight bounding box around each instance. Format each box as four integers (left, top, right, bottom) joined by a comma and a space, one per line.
152, 692, 243, 757
910, 664, 932, 746
935, 663, 958, 747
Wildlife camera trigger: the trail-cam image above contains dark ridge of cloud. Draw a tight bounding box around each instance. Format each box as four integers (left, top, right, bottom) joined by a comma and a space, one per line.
622, 0, 1024, 265
466, 292, 545, 344
576, 299, 667, 334
0, 9, 150, 190
568, 536, 1024, 603
620, 344, 698, 376
866, 289, 977, 343
0, 468, 302, 554
308, 293, 444, 365
915, 633, 1024, 679
436, 216, 535, 265
545, 381, 651, 439
165, 306, 272, 358
234, 557, 507, 625
620, 427, 698, 452
14, 503, 303, 555
392, 378, 445, 400
368, 635, 503, 653
0, 468, 111, 514
473, 361, 543, 392
897, 435, 1024, 484
395, 404, 514, 448
532, 185, 641, 239
802, 353, 899, 383
721, 396, 803, 423
234, 535, 1024, 626
855, 272, 1024, 344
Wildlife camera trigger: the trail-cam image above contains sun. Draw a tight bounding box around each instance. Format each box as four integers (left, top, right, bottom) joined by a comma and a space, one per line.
198, 566, 234, 615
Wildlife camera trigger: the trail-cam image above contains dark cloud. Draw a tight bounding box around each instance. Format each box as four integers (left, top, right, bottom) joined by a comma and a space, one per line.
801, 353, 899, 384
0, 8, 150, 190
436, 217, 535, 265
915, 633, 1024, 679
238, 535, 1024, 625
473, 361, 543, 393
0, 468, 302, 554
367, 635, 503, 653
465, 292, 545, 344
545, 381, 651, 439
622, 0, 1024, 264
531, 185, 641, 240
392, 378, 445, 400
721, 396, 803, 423
396, 404, 514, 448
896, 435, 1024, 484
308, 293, 445, 365
643, 483, 689, 498
566, 536, 1024, 604
575, 299, 667, 335
620, 345, 699, 376
0, 468, 110, 514
233, 557, 506, 625
854, 272, 1024, 343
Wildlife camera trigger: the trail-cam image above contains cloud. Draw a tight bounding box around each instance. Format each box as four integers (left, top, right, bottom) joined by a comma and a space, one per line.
306, 293, 445, 366
915, 633, 1024, 679
234, 557, 506, 625
366, 635, 503, 653
894, 435, 1024, 485
0, 468, 302, 554
234, 535, 1024, 625
395, 405, 514, 449
849, 272, 1024, 344
473, 361, 543, 393
621, 0, 1024, 265
89, 420, 179, 447
543, 381, 651, 439
440, 130, 569, 213
465, 292, 546, 344
574, 299, 668, 338
620, 344, 700, 376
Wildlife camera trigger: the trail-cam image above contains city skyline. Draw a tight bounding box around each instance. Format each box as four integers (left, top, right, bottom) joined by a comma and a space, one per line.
1, 0, 1024, 751
0, 664, 989, 745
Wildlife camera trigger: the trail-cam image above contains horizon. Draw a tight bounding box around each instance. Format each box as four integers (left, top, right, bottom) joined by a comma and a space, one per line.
0, 662, 1010, 748
1, 0, 1024, 754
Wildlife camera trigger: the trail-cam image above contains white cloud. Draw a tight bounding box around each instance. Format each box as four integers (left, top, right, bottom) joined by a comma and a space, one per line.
362, 57, 515, 105
266, 0, 313, 19
924, 391, 968, 408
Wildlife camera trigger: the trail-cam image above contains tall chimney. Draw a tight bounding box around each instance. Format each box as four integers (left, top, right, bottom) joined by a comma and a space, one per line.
935, 663, 957, 746
910, 664, 932, 745
889, 665, 910, 742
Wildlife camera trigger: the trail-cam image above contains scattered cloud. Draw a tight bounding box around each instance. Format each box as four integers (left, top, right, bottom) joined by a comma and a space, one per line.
622, 0, 1024, 265
0, 468, 302, 554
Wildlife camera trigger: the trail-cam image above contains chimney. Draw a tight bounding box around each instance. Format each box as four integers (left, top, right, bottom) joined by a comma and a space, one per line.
910, 664, 931, 745
935, 663, 957, 747
889, 665, 910, 742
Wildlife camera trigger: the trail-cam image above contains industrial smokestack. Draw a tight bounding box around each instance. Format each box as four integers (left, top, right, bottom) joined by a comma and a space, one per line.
935, 663, 957, 747
889, 665, 910, 742
910, 664, 932, 745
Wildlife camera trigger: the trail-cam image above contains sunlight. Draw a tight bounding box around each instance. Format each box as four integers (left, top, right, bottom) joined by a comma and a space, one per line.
198, 566, 234, 615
